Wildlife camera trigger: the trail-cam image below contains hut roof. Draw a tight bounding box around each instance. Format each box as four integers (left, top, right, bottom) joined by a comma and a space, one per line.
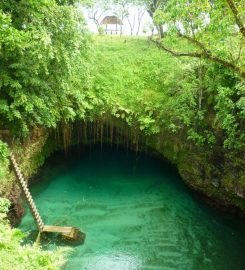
101, 16, 123, 25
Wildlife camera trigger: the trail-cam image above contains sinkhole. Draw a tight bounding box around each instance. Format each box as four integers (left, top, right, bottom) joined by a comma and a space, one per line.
19, 145, 245, 270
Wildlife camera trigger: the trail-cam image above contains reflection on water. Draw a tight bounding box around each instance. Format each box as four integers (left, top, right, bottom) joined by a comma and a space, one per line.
19, 146, 245, 270
81, 252, 141, 270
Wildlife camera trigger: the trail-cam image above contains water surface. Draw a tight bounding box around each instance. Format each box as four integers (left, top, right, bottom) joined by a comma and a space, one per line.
19, 146, 245, 270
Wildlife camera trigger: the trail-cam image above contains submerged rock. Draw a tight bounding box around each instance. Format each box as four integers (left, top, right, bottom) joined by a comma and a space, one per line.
59, 228, 86, 245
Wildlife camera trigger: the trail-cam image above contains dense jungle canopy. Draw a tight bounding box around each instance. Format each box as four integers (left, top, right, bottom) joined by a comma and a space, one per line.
0, 0, 244, 269
0, 0, 244, 147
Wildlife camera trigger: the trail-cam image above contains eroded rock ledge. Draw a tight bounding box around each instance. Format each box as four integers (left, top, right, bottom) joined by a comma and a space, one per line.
3, 119, 245, 225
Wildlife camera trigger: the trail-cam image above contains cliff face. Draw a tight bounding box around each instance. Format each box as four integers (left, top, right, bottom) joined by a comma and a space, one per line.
3, 119, 245, 224
1, 128, 50, 225
146, 133, 245, 216
179, 151, 245, 212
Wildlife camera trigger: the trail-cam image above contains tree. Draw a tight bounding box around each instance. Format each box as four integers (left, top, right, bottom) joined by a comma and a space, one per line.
87, 0, 113, 31
153, 0, 245, 77
0, 0, 91, 136
136, 0, 166, 37
113, 0, 131, 35
112, 0, 146, 35
125, 3, 146, 36
135, 6, 145, 35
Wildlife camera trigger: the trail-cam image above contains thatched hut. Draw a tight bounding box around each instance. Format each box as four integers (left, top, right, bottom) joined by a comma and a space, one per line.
100, 16, 123, 35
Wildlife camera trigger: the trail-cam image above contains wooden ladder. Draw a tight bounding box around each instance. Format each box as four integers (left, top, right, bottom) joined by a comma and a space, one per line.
10, 153, 84, 242
10, 153, 45, 231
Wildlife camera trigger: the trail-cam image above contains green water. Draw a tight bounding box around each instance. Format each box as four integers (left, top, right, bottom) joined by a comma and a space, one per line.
19, 146, 245, 270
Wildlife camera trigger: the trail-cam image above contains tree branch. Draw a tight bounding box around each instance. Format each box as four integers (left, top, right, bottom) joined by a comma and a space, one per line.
152, 39, 245, 78
226, 0, 245, 37
178, 33, 209, 53
151, 39, 203, 58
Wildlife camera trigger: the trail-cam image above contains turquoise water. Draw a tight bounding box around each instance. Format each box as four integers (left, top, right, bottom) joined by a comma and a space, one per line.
19, 146, 245, 270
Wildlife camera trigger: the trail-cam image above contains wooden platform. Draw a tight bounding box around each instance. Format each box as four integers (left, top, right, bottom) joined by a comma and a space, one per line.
43, 225, 85, 242
43, 225, 77, 238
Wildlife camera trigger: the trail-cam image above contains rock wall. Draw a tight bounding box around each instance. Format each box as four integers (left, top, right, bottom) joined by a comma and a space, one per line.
4, 119, 245, 224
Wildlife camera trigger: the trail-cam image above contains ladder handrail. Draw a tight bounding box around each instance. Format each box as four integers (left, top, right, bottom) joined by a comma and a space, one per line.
10, 153, 44, 232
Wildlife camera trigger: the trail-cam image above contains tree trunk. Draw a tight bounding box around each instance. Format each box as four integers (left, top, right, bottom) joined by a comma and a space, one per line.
158, 25, 164, 38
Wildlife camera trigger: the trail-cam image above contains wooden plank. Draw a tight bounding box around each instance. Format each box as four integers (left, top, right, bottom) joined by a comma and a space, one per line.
43, 225, 74, 234
43, 225, 83, 241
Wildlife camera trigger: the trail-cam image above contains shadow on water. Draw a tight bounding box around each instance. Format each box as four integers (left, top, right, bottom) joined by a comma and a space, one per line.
19, 144, 245, 270
22, 229, 85, 248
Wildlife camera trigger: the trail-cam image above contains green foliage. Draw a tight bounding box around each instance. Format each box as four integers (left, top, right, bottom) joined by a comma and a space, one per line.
0, 1, 244, 267
0, 197, 67, 270
0, 2, 92, 264
0, 223, 66, 270
0, 198, 10, 213
153, 0, 245, 77
215, 83, 245, 149
1, 1, 243, 149
91, 35, 244, 150
0, 0, 92, 137
0, 140, 9, 188
98, 26, 105, 35
0, 197, 10, 221
0, 140, 8, 159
